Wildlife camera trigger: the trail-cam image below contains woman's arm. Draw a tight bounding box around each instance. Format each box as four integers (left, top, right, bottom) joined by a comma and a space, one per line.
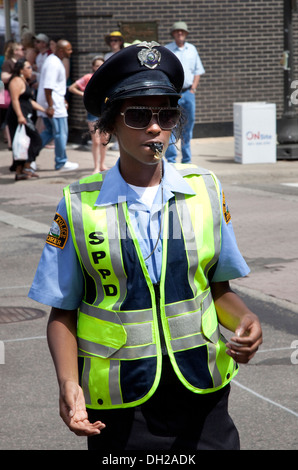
1, 71, 12, 84
30, 99, 47, 114
8, 77, 26, 124
47, 307, 105, 436
211, 281, 263, 363
68, 81, 84, 97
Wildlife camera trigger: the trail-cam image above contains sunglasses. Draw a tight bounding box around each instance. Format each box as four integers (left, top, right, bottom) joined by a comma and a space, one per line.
120, 107, 181, 130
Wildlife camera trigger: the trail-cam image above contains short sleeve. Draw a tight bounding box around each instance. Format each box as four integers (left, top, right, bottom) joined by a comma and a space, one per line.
28, 197, 84, 310
211, 182, 250, 282
42, 58, 59, 90
194, 51, 205, 76
75, 73, 92, 91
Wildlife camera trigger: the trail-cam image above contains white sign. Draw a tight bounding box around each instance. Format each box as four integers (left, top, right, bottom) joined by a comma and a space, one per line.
234, 102, 276, 164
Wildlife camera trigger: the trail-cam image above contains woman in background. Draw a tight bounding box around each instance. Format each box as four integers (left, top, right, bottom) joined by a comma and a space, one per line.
1, 41, 25, 148
69, 55, 107, 173
7, 58, 48, 180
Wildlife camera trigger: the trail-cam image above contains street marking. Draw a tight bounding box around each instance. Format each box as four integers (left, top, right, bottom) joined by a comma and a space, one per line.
257, 346, 295, 353
280, 182, 298, 187
2, 335, 46, 343
0, 285, 31, 290
0, 210, 49, 234
233, 380, 298, 417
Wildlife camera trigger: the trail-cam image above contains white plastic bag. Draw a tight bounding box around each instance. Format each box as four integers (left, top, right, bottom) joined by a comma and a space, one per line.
12, 124, 30, 161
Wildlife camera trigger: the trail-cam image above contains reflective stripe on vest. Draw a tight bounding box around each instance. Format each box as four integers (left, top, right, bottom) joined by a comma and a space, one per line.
64, 165, 238, 409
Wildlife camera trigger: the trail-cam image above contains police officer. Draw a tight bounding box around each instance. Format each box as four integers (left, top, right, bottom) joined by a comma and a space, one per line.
29, 42, 262, 451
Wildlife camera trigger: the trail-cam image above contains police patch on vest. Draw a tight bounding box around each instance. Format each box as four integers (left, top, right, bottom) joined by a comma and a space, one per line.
46, 213, 68, 249
222, 192, 231, 224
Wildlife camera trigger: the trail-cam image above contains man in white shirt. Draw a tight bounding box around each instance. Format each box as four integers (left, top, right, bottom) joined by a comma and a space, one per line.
35, 33, 52, 74
165, 21, 205, 163
37, 39, 78, 171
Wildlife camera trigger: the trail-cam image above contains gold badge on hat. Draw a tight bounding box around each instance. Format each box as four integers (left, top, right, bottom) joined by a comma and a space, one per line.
137, 41, 161, 69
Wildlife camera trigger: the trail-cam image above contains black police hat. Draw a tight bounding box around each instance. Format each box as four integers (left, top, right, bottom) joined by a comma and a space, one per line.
84, 41, 184, 117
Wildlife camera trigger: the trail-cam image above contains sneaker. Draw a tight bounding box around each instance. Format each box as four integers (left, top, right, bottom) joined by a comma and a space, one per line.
57, 161, 79, 171
30, 161, 37, 171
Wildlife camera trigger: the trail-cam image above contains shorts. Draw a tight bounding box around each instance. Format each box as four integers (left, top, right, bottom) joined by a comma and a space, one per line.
87, 112, 98, 122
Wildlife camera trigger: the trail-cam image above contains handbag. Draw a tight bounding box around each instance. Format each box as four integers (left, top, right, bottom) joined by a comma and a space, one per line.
12, 124, 30, 161
0, 89, 11, 109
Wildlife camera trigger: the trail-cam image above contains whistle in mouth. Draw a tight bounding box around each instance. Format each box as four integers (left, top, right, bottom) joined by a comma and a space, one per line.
149, 142, 164, 160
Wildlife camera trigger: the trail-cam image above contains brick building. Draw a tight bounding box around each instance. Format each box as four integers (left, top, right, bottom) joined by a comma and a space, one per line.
31, 0, 297, 139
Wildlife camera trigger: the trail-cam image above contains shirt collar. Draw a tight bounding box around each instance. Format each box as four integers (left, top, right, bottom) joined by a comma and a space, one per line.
94, 158, 195, 207
172, 41, 189, 51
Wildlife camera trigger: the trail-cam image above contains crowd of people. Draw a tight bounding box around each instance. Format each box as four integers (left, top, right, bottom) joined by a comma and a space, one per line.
0, 22, 205, 181
0, 32, 77, 180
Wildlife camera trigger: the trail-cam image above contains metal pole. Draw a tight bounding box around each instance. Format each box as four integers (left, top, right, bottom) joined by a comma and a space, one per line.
4, 0, 12, 41
277, 0, 298, 146
283, 0, 295, 115
28, 0, 35, 33
17, 0, 24, 39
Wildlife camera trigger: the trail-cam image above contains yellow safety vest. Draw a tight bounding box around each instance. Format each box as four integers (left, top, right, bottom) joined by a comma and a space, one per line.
64, 164, 238, 410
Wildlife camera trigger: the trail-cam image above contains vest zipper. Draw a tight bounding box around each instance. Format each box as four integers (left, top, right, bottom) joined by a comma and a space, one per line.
153, 282, 167, 355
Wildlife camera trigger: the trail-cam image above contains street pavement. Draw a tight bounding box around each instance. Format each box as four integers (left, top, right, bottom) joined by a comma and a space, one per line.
0, 136, 298, 451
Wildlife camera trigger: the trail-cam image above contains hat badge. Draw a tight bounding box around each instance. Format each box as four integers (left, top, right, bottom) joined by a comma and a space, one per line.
137, 41, 161, 69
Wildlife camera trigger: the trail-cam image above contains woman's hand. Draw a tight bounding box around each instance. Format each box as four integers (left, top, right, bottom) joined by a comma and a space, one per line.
211, 281, 263, 364
18, 115, 27, 125
59, 380, 106, 436
47, 308, 106, 438
226, 313, 263, 363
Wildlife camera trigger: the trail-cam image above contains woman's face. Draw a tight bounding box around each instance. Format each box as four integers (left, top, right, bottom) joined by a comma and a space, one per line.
113, 95, 173, 168
22, 61, 33, 80
49, 40, 56, 53
14, 44, 25, 59
109, 37, 122, 52
92, 59, 104, 72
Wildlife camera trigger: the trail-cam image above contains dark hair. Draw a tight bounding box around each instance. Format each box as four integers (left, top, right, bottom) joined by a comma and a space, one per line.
93, 99, 184, 146
10, 57, 28, 80
92, 55, 105, 66
49, 36, 62, 43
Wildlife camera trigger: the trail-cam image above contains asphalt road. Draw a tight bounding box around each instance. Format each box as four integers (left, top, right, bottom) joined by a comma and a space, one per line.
0, 138, 297, 451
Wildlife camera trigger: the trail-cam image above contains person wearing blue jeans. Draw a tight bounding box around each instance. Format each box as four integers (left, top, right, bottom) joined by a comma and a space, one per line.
41, 116, 68, 170
36, 39, 78, 172
165, 89, 195, 163
165, 21, 205, 163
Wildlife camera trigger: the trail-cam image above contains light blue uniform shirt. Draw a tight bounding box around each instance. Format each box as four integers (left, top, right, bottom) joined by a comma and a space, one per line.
165, 41, 205, 89
28, 160, 249, 310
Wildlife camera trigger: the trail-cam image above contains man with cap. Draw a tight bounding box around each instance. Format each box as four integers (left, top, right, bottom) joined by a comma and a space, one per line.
165, 21, 205, 164
104, 30, 124, 151
29, 42, 262, 450
35, 33, 52, 74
